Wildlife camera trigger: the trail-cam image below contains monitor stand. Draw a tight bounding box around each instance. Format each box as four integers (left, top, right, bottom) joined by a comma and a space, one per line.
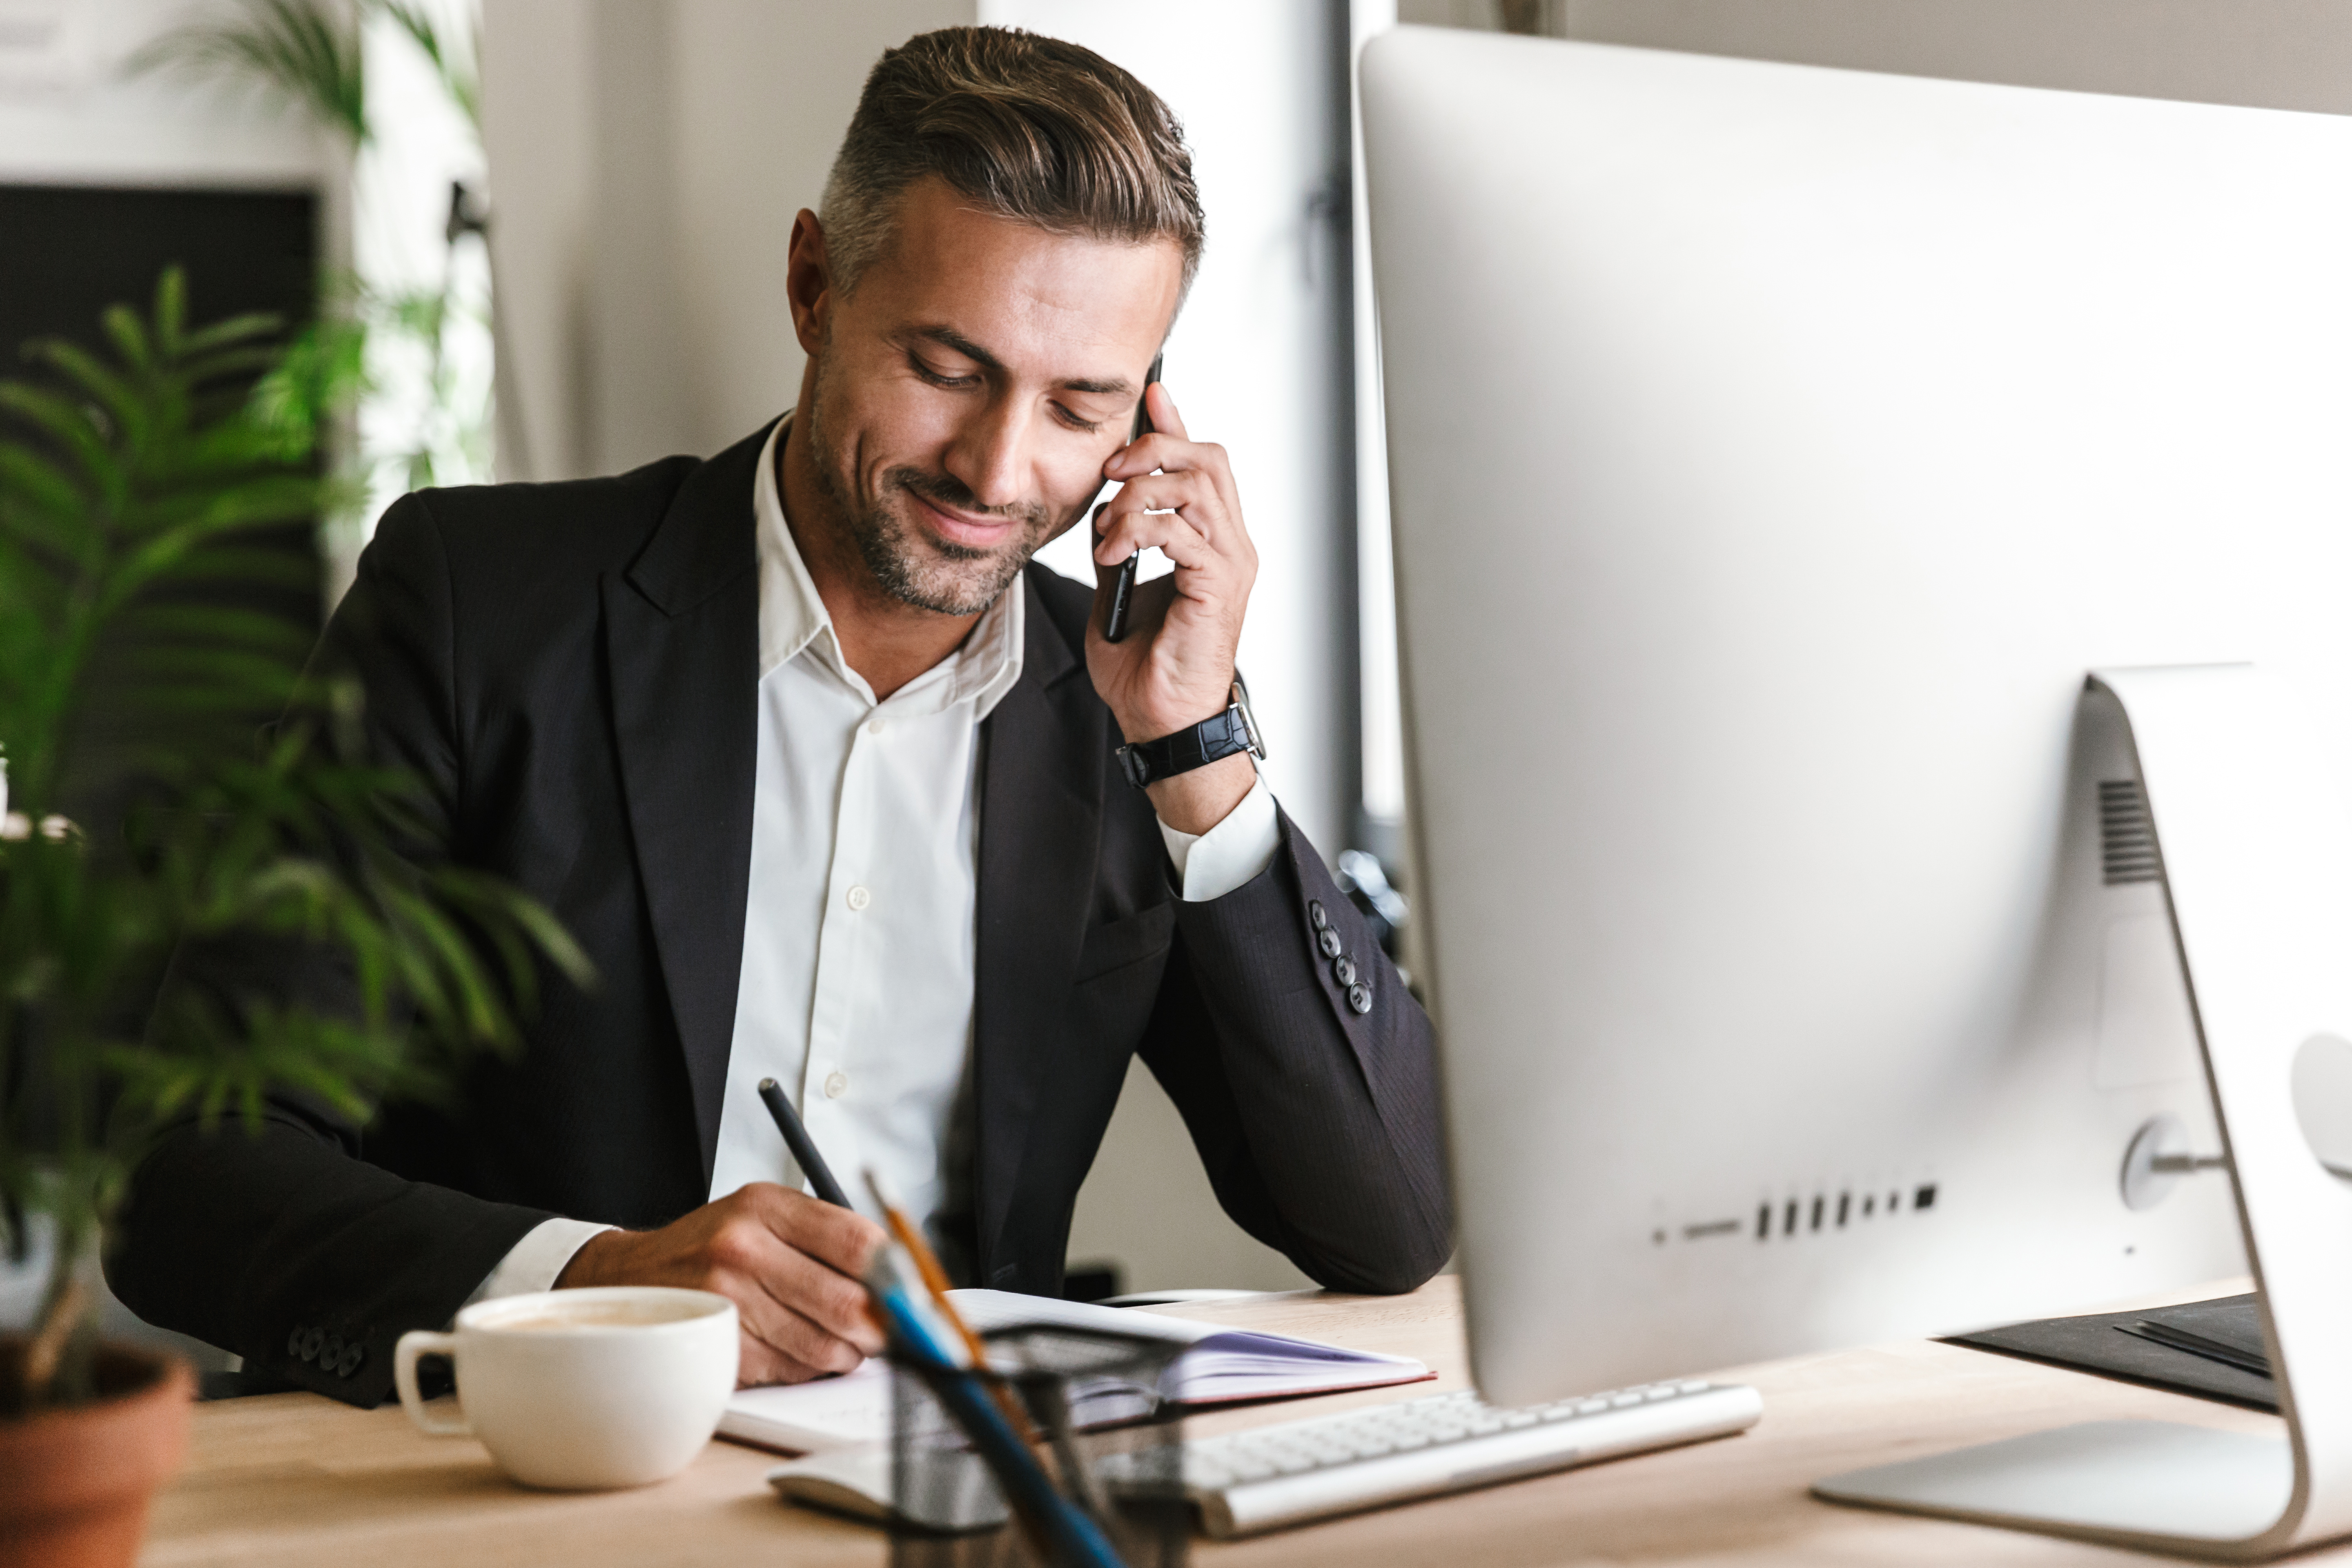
1815, 664, 2352, 1560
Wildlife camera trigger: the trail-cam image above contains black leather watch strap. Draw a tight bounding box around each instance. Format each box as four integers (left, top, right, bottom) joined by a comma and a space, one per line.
1116, 680, 1267, 789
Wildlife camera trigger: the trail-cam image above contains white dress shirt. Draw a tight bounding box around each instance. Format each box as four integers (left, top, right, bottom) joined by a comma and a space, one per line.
467, 415, 1279, 1303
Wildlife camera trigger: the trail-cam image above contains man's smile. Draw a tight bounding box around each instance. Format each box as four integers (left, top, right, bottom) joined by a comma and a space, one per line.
902, 482, 1025, 551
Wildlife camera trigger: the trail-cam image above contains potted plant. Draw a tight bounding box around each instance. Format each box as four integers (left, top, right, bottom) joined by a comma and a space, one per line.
0, 272, 587, 1567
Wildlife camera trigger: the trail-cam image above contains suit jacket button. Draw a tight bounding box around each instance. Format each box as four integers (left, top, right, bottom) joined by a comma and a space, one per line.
1348, 982, 1372, 1015
321, 1333, 344, 1366
1333, 956, 1357, 987
339, 1344, 365, 1377
299, 1327, 325, 1362
1308, 899, 1327, 930
287, 1326, 306, 1356
1318, 927, 1343, 958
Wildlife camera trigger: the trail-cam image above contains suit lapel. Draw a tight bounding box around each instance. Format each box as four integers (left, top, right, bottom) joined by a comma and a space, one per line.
973, 568, 1103, 1275
604, 422, 772, 1186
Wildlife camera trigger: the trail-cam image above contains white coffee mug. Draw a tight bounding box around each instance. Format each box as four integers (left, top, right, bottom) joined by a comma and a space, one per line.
394, 1287, 739, 1489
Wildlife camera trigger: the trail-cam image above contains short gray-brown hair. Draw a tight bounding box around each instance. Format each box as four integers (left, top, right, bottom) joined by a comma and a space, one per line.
818, 27, 1205, 309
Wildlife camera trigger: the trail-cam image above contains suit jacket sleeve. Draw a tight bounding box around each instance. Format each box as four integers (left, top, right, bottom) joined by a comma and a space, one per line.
1137, 809, 1452, 1294
105, 493, 557, 1408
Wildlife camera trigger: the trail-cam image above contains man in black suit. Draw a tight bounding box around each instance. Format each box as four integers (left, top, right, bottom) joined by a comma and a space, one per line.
109, 26, 1448, 1405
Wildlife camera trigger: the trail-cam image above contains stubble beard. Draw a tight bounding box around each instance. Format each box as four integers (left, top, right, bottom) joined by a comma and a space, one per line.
804, 360, 1069, 618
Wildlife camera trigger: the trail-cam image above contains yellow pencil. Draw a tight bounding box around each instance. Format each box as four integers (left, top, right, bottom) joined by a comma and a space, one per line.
864, 1172, 1036, 1441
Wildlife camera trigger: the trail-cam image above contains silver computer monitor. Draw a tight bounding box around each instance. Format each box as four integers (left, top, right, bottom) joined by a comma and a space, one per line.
1364, 26, 2352, 1409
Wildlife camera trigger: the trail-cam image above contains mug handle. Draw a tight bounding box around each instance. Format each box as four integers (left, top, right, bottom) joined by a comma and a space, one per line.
394, 1330, 472, 1436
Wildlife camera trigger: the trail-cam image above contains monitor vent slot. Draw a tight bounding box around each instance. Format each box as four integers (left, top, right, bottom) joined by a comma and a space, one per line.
2099, 779, 2162, 885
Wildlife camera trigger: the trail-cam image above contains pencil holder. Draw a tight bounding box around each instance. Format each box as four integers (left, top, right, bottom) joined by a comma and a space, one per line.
889, 1322, 1189, 1568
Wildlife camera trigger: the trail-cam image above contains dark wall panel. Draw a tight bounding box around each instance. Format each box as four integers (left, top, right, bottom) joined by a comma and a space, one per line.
0, 183, 317, 381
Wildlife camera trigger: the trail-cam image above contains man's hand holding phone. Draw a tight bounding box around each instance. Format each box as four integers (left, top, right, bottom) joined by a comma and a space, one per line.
1086, 380, 1261, 837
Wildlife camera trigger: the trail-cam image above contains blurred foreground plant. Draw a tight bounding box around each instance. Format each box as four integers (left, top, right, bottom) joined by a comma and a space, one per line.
0, 270, 587, 1414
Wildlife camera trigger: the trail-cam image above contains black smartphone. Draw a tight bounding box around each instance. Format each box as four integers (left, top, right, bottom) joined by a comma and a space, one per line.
1102, 354, 1163, 644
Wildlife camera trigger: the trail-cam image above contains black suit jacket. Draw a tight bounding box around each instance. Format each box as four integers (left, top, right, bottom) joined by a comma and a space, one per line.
107, 421, 1451, 1408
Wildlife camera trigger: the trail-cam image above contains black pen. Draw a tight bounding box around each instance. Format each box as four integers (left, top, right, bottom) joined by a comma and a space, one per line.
1102, 353, 1163, 644
757, 1076, 851, 1209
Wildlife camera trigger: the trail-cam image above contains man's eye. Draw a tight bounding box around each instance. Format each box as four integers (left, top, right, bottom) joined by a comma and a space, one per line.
911, 356, 977, 388
1054, 403, 1102, 434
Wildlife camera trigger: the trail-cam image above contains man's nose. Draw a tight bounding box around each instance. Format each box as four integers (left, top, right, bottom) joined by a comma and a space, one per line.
942, 396, 1030, 511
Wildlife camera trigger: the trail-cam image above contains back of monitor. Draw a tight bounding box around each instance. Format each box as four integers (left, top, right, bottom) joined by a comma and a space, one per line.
1364, 27, 2352, 1408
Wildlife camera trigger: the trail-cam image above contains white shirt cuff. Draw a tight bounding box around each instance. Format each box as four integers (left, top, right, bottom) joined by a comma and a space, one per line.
462, 1217, 617, 1310
1158, 775, 1280, 901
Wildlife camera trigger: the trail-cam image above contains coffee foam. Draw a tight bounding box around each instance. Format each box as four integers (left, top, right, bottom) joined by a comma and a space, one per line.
482, 1300, 708, 1333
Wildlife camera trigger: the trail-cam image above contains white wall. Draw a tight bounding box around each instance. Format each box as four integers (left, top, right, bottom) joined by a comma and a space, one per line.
1394, 0, 2352, 112
1545, 0, 2352, 112
0, 0, 335, 188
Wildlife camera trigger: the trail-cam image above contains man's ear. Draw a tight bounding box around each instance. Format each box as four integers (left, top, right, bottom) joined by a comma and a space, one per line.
786, 209, 832, 354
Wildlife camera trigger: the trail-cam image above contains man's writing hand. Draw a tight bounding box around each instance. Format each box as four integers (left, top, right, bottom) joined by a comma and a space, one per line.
554, 1183, 887, 1386
1087, 381, 1260, 835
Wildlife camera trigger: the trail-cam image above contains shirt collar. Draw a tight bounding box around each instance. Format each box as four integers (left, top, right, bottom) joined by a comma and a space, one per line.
751, 413, 1025, 719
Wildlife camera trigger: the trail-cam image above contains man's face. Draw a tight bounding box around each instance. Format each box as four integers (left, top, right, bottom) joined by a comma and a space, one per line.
795, 177, 1186, 616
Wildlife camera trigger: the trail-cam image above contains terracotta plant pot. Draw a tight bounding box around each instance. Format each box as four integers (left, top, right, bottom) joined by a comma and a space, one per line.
0, 1338, 194, 1568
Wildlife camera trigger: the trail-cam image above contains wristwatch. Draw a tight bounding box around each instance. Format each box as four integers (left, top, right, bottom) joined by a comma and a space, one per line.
1116, 676, 1268, 789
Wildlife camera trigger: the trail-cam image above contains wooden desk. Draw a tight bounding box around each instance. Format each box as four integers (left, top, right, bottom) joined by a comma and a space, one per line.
141, 1277, 2328, 1567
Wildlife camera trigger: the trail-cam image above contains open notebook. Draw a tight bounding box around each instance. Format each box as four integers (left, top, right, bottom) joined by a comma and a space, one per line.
720, 1288, 1431, 1453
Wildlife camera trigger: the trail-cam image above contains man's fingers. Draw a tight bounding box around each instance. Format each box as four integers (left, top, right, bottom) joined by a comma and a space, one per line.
744, 1183, 886, 1279
739, 1227, 884, 1352
1098, 474, 1223, 534
1106, 430, 1216, 480
701, 1185, 885, 1364
718, 1248, 869, 1377
1144, 381, 1189, 443
745, 1296, 871, 1375
1096, 504, 1214, 574
736, 1328, 839, 1388
725, 1240, 879, 1370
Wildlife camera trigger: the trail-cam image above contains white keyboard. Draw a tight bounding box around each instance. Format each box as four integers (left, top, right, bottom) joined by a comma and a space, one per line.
1114, 1379, 1762, 1538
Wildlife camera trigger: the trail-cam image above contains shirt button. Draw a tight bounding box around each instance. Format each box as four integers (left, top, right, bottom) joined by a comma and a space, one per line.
824, 1071, 850, 1099
846, 885, 871, 912
866, 717, 886, 736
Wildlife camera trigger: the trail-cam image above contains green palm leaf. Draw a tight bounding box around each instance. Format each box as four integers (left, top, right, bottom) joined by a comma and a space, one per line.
128, 0, 368, 149
0, 269, 590, 1413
